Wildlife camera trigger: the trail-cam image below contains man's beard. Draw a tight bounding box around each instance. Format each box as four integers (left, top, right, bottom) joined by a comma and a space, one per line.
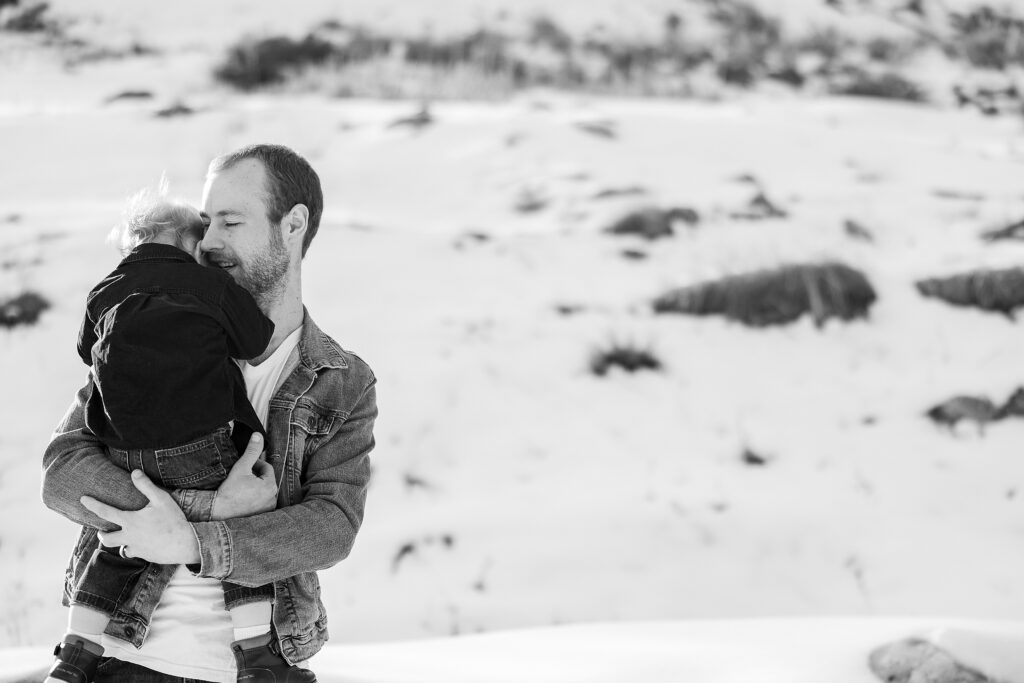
235, 228, 289, 306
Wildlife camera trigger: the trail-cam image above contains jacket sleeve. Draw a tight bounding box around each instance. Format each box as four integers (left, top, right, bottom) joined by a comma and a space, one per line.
41, 378, 217, 528
219, 278, 275, 361
191, 375, 377, 586
76, 307, 97, 367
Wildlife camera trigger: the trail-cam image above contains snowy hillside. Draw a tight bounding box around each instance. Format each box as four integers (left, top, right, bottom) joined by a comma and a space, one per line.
2, 0, 1024, 680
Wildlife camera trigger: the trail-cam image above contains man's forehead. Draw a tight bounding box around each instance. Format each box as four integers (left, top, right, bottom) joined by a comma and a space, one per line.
202, 161, 267, 208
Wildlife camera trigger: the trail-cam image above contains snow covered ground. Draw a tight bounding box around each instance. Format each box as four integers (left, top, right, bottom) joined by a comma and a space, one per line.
3, 619, 1024, 683
2, 0, 1024, 680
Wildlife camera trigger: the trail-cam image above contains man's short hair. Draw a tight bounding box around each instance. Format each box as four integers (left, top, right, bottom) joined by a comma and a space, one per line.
208, 144, 323, 258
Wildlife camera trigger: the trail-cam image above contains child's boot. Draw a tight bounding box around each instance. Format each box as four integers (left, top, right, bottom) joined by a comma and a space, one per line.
45, 635, 104, 683
231, 632, 317, 682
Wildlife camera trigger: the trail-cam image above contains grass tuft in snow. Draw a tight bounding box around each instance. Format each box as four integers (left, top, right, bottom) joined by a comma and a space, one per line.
925, 395, 1000, 436
214, 34, 339, 90
0, 291, 50, 329
829, 69, 928, 103
0, 1, 56, 34
915, 267, 1024, 319
950, 5, 1024, 71
589, 342, 663, 377
653, 262, 877, 329
925, 386, 1024, 436
589, 342, 667, 378
603, 207, 699, 240
979, 217, 1024, 243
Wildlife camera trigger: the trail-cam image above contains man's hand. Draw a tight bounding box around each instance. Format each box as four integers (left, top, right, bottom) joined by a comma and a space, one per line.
211, 433, 278, 521
80, 470, 200, 565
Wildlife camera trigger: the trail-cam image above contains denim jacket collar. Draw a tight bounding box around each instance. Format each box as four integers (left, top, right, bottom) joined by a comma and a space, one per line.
120, 243, 192, 266
298, 308, 348, 371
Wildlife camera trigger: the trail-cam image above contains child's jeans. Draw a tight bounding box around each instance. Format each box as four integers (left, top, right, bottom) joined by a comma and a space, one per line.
71, 424, 274, 616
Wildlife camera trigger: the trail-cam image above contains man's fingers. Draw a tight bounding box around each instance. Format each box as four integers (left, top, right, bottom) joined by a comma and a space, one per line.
129, 469, 163, 502
234, 433, 264, 473
81, 496, 124, 525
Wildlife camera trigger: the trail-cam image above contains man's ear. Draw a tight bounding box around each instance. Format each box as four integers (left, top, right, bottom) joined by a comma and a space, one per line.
284, 205, 309, 241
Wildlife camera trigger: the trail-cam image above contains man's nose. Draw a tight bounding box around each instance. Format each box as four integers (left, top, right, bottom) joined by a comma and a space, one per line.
200, 226, 223, 253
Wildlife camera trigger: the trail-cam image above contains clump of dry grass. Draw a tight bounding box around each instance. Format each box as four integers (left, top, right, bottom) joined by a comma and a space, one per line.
916, 267, 1024, 318
653, 262, 877, 328
1, 1, 55, 33
0, 291, 50, 328
603, 206, 700, 240
214, 34, 337, 90
589, 342, 663, 376
829, 68, 928, 102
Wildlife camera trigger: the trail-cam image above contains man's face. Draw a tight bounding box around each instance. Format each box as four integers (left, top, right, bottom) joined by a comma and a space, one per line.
200, 159, 289, 302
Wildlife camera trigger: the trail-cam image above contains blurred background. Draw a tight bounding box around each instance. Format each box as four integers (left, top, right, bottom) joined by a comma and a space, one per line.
2, 0, 1024, 649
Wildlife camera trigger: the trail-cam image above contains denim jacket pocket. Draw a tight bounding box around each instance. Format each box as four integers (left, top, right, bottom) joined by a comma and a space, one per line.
289, 403, 337, 454
154, 436, 227, 489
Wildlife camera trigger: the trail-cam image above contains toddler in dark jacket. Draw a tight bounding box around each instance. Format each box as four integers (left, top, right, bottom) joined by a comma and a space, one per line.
45, 187, 301, 683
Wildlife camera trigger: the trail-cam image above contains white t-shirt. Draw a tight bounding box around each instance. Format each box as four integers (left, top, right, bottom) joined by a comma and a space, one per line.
101, 326, 304, 682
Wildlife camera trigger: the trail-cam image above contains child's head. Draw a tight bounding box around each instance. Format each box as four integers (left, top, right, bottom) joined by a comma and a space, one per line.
109, 179, 207, 259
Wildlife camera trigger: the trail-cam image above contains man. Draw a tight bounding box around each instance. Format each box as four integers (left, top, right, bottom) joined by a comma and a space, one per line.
41, 144, 377, 682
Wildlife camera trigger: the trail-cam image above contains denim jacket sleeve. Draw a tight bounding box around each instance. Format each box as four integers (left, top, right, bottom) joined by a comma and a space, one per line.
41, 378, 217, 527
191, 377, 376, 587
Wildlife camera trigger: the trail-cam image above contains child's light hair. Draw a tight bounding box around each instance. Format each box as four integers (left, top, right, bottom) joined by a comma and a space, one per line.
108, 176, 206, 256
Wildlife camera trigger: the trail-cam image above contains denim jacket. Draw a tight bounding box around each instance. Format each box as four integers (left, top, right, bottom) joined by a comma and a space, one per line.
41, 310, 377, 664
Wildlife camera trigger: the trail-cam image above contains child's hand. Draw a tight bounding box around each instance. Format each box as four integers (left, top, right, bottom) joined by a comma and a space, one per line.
210, 434, 278, 520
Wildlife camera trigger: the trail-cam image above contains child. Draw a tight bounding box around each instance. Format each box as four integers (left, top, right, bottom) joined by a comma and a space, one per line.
46, 185, 310, 683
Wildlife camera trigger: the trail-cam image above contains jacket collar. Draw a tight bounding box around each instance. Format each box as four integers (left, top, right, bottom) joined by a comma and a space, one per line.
297, 307, 348, 371
120, 242, 193, 266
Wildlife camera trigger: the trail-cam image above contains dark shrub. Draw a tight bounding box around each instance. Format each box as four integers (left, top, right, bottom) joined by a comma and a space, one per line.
573, 120, 617, 139
214, 35, 335, 89
831, 69, 927, 102
916, 267, 1024, 317
604, 206, 699, 240
592, 186, 648, 200
998, 387, 1024, 418
513, 188, 548, 213
554, 303, 585, 316
104, 90, 154, 104
653, 262, 877, 328
742, 448, 769, 466
796, 26, 853, 67
154, 102, 195, 118
387, 104, 433, 130
0, 291, 50, 328
864, 35, 916, 64
980, 217, 1024, 242
708, 1, 782, 87
949, 6, 1024, 70
2, 1, 52, 32
844, 218, 875, 242
925, 395, 999, 434
730, 192, 787, 220
405, 29, 509, 72
590, 342, 662, 376
528, 15, 573, 53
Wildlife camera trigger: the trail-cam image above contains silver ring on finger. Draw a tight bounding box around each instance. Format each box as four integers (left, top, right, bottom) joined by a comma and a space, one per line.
119, 545, 130, 559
